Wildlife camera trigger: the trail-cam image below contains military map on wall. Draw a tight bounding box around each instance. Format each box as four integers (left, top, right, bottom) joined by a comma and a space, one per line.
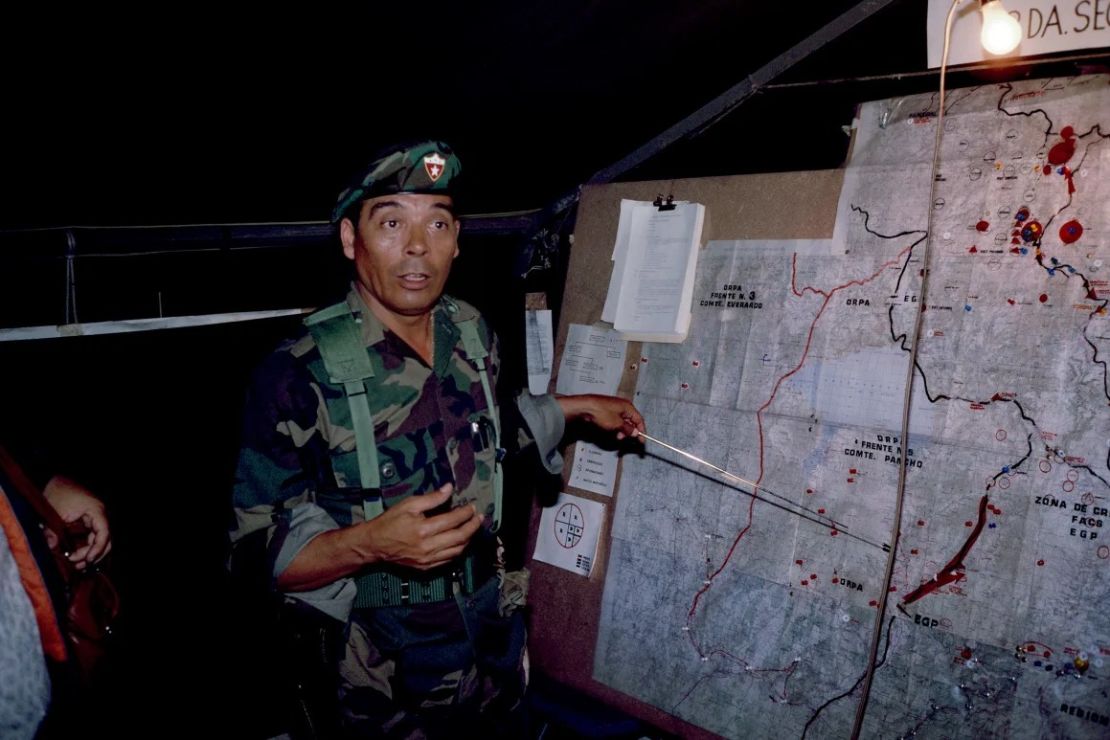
594, 75, 1110, 737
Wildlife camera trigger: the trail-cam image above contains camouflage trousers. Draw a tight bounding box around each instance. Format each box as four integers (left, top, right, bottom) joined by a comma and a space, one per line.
337, 575, 527, 739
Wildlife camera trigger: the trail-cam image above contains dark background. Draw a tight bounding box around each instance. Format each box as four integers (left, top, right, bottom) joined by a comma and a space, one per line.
2, 1, 907, 229
1, 1, 1106, 735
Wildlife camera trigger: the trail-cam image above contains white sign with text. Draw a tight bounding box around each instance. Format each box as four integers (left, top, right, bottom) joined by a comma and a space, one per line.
928, 0, 1110, 68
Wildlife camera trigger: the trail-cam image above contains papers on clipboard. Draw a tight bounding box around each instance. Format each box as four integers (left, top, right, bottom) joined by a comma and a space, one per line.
602, 198, 705, 343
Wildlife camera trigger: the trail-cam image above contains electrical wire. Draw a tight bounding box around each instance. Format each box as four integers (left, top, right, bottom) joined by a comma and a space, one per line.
848, 1, 963, 736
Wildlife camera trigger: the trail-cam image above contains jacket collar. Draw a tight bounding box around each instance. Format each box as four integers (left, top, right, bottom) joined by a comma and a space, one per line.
345, 284, 461, 376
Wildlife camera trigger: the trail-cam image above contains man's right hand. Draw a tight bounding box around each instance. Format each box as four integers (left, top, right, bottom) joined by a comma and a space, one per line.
276, 484, 482, 592
357, 484, 482, 570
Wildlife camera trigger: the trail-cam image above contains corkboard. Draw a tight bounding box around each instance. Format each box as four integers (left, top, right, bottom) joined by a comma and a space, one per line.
525, 170, 845, 738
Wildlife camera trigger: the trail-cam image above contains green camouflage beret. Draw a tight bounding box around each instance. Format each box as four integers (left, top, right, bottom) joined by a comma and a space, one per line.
332, 141, 462, 223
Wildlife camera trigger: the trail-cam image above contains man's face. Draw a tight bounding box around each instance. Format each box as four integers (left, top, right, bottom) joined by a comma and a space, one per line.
340, 193, 460, 324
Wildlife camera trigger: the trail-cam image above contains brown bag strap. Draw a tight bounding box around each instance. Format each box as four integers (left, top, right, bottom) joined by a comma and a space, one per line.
0, 444, 74, 583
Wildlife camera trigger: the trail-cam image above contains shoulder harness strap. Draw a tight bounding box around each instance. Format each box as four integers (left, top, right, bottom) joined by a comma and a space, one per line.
304, 303, 383, 521
451, 307, 504, 532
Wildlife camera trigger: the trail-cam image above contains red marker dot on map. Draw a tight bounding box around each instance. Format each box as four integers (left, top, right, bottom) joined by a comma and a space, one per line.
691, 359, 701, 367
868, 599, 878, 607
968, 245, 978, 253
889, 586, 898, 592
680, 382, 689, 390
911, 548, 919, 555
801, 580, 809, 586
917, 519, 926, 526
1059, 220, 1083, 244
849, 468, 858, 474
1042, 164, 1053, 176
830, 530, 839, 537
806, 488, 814, 494
810, 573, 817, 580
965, 521, 974, 527
795, 559, 804, 565
961, 647, 974, 659
818, 508, 826, 514
1007, 298, 1015, 305
976, 220, 990, 232
832, 577, 839, 584
1039, 294, 1048, 303
1048, 138, 1076, 166
1037, 559, 1045, 566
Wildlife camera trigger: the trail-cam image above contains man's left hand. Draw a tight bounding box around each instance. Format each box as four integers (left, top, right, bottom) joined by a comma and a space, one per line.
556, 394, 645, 440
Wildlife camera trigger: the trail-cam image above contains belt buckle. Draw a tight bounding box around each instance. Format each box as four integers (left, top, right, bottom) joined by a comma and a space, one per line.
452, 565, 475, 595
399, 579, 411, 605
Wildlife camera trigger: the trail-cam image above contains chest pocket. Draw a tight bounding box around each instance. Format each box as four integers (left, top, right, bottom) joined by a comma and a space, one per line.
459, 410, 499, 523
316, 429, 444, 525
375, 426, 448, 506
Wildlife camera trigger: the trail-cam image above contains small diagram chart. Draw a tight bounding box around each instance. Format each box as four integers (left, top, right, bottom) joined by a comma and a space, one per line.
534, 492, 605, 577
554, 502, 586, 548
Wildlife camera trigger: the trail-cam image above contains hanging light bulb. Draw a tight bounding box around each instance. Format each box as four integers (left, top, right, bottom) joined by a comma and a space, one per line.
979, 0, 1022, 55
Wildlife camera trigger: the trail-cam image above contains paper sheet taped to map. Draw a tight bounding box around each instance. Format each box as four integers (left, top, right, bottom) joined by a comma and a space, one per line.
595, 75, 1110, 738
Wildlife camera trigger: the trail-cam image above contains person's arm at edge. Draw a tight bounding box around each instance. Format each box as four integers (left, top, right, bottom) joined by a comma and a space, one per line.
42, 474, 111, 569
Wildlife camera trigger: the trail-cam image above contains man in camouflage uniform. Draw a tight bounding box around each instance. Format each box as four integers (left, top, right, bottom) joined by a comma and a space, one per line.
230, 141, 644, 738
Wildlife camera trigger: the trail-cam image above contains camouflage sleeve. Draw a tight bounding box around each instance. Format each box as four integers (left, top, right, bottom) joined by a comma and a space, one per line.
229, 345, 356, 621
513, 392, 565, 474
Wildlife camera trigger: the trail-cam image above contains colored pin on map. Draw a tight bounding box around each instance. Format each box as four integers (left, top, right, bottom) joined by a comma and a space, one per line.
1059, 220, 1083, 244
1021, 221, 1043, 243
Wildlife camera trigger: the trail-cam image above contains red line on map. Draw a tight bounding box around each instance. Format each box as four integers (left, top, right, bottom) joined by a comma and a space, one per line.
688, 247, 912, 620
901, 495, 989, 605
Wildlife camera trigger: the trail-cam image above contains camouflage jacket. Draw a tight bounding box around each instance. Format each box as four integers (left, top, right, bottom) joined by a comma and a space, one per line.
230, 287, 565, 620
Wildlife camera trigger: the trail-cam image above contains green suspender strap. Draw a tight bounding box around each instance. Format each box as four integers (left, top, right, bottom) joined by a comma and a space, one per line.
455, 317, 504, 533
303, 303, 384, 522
304, 302, 493, 608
